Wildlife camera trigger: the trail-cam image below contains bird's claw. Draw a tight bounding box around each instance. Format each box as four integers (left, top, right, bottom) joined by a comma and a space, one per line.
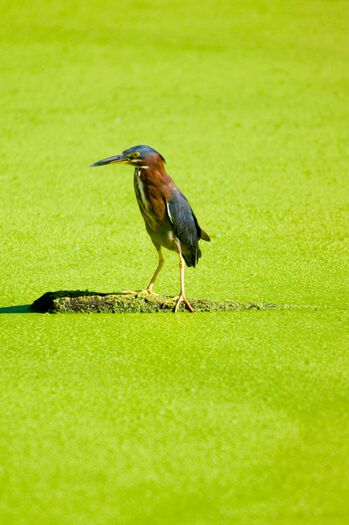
173, 294, 194, 313
140, 289, 160, 296
121, 289, 159, 296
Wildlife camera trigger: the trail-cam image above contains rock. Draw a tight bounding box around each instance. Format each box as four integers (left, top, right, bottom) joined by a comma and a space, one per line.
30, 290, 296, 314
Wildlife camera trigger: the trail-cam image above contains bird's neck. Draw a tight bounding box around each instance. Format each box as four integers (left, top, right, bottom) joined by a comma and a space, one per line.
134, 163, 172, 185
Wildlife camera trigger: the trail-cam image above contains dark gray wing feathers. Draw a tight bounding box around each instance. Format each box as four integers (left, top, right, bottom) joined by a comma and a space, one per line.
166, 188, 203, 267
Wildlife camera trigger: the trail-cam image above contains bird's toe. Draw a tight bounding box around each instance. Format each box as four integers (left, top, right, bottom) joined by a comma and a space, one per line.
139, 288, 160, 296
173, 295, 194, 313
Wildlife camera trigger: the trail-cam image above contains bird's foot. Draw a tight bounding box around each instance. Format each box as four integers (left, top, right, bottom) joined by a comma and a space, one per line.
121, 289, 159, 296
173, 294, 194, 313
139, 288, 160, 296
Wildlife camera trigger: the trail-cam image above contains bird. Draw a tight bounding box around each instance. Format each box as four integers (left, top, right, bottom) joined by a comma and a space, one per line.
90, 145, 210, 312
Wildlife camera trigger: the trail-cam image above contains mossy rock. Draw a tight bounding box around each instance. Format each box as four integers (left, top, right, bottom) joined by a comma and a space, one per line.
30, 290, 306, 314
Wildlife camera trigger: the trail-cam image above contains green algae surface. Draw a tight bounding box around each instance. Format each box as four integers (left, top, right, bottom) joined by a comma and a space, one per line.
1, 1, 348, 524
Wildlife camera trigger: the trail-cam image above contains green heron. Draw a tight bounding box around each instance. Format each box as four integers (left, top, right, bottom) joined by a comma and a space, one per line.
90, 145, 210, 312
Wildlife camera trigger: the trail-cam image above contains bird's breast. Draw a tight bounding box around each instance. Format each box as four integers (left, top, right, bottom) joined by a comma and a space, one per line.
134, 169, 168, 231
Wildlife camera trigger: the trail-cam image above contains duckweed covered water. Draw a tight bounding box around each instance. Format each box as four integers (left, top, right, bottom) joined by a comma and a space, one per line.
1, 1, 348, 524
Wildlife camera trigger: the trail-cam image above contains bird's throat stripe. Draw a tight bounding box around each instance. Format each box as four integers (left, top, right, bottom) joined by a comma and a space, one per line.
166, 201, 174, 225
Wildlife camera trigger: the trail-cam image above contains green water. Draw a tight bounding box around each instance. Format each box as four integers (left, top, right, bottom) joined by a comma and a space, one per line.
1, 1, 348, 523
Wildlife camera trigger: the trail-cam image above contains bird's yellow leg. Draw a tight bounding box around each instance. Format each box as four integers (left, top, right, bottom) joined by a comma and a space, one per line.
174, 252, 194, 313
122, 246, 164, 296
143, 247, 164, 295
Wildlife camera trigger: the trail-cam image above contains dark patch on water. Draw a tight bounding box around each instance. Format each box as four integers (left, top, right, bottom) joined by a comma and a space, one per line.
0, 305, 32, 314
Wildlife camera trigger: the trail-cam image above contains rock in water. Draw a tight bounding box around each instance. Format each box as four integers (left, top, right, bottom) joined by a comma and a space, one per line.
30, 290, 295, 314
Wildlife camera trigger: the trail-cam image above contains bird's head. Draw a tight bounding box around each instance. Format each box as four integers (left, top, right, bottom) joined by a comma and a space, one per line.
90, 145, 165, 169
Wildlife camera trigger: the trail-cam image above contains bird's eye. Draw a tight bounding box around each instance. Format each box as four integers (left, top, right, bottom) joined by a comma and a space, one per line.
126, 151, 141, 161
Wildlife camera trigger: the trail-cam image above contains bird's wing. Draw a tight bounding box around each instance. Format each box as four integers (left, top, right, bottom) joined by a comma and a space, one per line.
166, 188, 203, 248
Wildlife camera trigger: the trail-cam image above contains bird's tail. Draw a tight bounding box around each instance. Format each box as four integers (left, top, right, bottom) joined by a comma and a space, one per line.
200, 229, 210, 242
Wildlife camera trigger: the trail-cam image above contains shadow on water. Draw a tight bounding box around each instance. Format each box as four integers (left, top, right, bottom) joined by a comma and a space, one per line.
0, 291, 110, 315
0, 305, 32, 314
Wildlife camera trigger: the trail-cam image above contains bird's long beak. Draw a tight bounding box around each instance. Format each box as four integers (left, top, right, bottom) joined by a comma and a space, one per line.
90, 153, 128, 167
